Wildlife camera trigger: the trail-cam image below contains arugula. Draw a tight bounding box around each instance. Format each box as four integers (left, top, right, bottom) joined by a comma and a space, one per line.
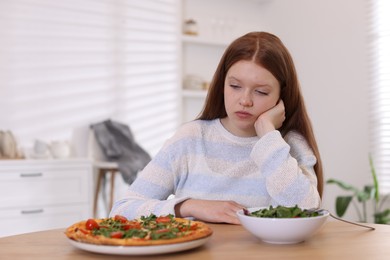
90, 213, 194, 240
248, 205, 320, 218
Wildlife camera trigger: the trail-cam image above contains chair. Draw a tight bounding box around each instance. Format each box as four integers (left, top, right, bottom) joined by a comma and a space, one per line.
88, 130, 120, 218
73, 120, 151, 217
71, 126, 120, 218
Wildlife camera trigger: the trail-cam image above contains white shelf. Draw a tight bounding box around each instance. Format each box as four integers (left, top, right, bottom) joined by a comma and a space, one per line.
182, 34, 229, 47
182, 89, 208, 98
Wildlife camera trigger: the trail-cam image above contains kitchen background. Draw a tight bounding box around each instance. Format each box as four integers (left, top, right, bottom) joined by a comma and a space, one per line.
0, 0, 385, 236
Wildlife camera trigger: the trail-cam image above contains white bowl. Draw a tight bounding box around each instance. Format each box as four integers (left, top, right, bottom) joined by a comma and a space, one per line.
237, 207, 329, 244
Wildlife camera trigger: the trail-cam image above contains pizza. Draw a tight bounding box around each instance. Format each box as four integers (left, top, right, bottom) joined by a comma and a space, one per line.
65, 214, 213, 246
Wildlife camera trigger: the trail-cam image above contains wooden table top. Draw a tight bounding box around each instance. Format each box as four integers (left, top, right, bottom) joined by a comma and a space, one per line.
0, 219, 388, 260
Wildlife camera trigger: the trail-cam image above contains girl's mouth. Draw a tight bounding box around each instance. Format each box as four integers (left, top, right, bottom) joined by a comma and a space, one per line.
235, 111, 252, 119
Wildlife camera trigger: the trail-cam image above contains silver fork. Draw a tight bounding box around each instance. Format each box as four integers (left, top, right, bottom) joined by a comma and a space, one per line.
307, 208, 376, 231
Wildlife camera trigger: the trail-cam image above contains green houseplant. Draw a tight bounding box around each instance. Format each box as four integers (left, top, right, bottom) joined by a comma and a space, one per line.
326, 155, 390, 224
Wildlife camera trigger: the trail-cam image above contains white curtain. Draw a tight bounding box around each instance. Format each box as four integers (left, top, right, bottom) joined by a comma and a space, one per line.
0, 0, 180, 156
368, 0, 390, 192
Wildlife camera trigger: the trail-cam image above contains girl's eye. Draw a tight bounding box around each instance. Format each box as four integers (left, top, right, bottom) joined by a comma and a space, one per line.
255, 90, 268, 95
230, 84, 241, 89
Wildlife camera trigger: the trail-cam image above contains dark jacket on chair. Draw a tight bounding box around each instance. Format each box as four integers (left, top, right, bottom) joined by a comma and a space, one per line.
91, 119, 151, 184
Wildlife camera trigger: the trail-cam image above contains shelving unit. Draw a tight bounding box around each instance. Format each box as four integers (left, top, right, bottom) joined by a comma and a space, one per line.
182, 34, 228, 47
180, 0, 266, 123
182, 89, 208, 98
180, 36, 226, 122
180, 28, 228, 122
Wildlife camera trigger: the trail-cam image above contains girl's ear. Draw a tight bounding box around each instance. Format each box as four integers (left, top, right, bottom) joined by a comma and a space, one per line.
275, 96, 284, 106
279, 89, 285, 104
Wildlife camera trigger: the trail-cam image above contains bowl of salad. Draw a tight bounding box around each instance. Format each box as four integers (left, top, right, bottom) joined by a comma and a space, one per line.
236, 205, 329, 244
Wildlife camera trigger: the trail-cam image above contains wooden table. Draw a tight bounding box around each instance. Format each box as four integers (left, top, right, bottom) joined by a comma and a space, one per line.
0, 220, 388, 260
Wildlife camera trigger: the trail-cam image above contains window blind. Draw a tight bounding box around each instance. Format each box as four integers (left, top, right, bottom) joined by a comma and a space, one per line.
0, 0, 180, 156
368, 0, 390, 193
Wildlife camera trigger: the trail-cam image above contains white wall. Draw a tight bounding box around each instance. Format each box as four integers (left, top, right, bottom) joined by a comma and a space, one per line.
256, 0, 370, 218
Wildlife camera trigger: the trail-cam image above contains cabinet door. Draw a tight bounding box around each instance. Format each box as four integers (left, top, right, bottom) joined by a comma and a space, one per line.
0, 164, 91, 208
0, 204, 90, 237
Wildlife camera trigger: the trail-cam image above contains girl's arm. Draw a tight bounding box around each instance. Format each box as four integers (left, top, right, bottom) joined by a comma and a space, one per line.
251, 130, 321, 209
109, 142, 186, 219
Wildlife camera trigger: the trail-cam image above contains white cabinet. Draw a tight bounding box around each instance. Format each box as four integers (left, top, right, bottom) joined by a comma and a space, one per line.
0, 159, 93, 237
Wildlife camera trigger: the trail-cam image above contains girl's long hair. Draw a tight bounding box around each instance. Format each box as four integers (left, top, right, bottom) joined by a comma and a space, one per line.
198, 32, 323, 197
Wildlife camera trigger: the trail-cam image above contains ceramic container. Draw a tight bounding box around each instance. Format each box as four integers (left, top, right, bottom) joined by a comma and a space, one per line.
236, 207, 329, 244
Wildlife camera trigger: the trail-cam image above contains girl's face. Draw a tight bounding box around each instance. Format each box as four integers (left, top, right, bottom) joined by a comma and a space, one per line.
221, 60, 281, 137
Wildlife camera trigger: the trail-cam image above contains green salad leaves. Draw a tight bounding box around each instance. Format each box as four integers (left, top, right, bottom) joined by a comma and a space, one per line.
245, 205, 320, 218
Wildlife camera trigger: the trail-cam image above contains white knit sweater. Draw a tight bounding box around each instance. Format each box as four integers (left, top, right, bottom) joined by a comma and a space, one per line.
110, 119, 321, 219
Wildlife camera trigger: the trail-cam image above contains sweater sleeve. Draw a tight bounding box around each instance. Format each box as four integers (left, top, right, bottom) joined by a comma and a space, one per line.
250, 130, 321, 209
109, 133, 190, 219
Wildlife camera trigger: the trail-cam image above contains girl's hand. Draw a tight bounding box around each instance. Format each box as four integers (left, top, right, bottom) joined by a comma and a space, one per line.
175, 199, 245, 224
254, 100, 286, 137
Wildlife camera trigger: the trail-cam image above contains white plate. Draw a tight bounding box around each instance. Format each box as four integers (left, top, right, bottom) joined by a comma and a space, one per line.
68, 237, 210, 255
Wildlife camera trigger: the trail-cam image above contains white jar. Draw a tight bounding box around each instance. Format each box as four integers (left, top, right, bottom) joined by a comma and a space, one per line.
183, 19, 198, 35
50, 141, 70, 159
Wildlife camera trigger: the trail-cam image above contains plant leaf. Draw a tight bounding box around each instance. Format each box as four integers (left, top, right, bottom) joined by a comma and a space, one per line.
374, 209, 390, 224
335, 196, 353, 217
369, 154, 380, 203
327, 179, 361, 193
356, 185, 374, 202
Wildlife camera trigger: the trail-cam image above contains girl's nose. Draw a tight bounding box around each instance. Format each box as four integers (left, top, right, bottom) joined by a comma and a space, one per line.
239, 93, 253, 107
